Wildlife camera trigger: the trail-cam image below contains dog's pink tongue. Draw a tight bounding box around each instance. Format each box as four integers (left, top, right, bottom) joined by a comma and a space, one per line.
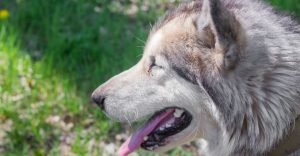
118, 109, 174, 156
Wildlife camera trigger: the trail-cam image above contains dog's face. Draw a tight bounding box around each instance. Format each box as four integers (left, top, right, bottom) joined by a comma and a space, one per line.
92, 0, 245, 155
92, 21, 214, 152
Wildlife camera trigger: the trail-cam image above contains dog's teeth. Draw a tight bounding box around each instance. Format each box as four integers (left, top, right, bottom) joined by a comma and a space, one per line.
148, 147, 154, 151
159, 127, 165, 131
166, 123, 171, 128
174, 109, 184, 118
144, 136, 148, 141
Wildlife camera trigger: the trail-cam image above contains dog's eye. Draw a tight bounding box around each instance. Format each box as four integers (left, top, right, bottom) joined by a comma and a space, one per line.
149, 56, 156, 68
148, 56, 163, 73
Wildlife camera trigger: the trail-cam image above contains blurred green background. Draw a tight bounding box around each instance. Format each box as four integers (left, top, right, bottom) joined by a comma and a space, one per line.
0, 0, 299, 156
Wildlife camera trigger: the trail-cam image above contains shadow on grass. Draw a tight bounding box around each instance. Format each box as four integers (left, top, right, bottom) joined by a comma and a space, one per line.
268, 0, 300, 18
4, 0, 152, 95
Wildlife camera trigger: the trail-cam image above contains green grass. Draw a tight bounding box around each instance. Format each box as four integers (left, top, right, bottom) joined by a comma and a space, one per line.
0, 0, 299, 156
268, 0, 300, 17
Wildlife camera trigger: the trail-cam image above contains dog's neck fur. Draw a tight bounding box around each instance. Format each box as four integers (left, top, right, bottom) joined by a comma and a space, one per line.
198, 4, 300, 154
160, 0, 300, 155
149, 0, 300, 155
268, 116, 300, 155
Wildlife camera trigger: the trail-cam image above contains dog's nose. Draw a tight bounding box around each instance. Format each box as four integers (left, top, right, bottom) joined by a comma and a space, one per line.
91, 94, 106, 111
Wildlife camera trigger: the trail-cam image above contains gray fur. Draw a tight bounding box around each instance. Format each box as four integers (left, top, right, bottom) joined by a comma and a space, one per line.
92, 0, 300, 155
156, 1, 300, 154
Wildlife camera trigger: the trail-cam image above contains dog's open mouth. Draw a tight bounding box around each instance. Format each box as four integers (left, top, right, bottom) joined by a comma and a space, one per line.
118, 108, 192, 156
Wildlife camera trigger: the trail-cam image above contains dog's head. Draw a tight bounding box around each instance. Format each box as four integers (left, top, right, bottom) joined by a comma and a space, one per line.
92, 0, 245, 155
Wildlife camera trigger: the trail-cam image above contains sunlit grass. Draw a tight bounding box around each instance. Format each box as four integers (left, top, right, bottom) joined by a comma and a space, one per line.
0, 25, 113, 155
0, 0, 185, 155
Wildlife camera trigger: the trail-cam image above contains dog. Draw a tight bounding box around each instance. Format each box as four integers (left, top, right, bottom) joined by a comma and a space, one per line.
91, 0, 300, 155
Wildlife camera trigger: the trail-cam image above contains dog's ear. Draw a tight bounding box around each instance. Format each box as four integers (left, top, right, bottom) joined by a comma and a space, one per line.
196, 0, 245, 70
